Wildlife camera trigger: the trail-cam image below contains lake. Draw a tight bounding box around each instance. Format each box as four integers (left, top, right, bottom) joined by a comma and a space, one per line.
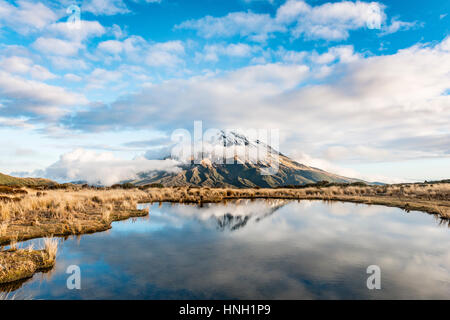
2, 200, 450, 299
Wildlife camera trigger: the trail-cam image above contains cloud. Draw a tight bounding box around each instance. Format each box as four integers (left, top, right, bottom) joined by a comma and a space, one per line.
176, 11, 284, 42
64, 73, 83, 82
0, 56, 57, 80
82, 0, 163, 15
276, 0, 386, 40
63, 62, 310, 130
97, 36, 146, 56
98, 40, 124, 55
0, 70, 86, 120
243, 0, 275, 3
32, 37, 84, 56
0, 116, 34, 129
63, 37, 450, 167
38, 148, 181, 185
145, 41, 185, 67
49, 56, 89, 70
379, 18, 419, 35
85, 68, 123, 89
0, 56, 32, 73
82, 0, 130, 16
309, 45, 360, 64
289, 151, 405, 183
196, 43, 256, 62
0, 0, 58, 34
176, 0, 406, 42
97, 37, 186, 67
46, 20, 106, 42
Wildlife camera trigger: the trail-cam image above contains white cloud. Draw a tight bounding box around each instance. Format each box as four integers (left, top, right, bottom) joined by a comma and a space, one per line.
109, 24, 127, 39
41, 148, 181, 186
0, 70, 86, 119
82, 0, 163, 16
49, 56, 89, 70
276, 0, 386, 40
29, 64, 57, 80
32, 37, 84, 56
97, 37, 185, 67
310, 45, 360, 64
176, 11, 284, 42
64, 73, 82, 82
46, 20, 106, 42
0, 116, 34, 129
145, 41, 185, 67
292, 151, 404, 183
379, 18, 418, 35
86, 68, 123, 89
0, 56, 57, 80
196, 43, 256, 62
0, 0, 58, 34
176, 0, 386, 41
0, 56, 32, 74
98, 40, 124, 55
177, 1, 416, 42
66, 37, 450, 168
82, 0, 129, 16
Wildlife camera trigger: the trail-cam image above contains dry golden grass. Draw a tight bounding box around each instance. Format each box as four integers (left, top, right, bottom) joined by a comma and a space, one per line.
0, 188, 149, 246
43, 238, 58, 262
0, 237, 58, 285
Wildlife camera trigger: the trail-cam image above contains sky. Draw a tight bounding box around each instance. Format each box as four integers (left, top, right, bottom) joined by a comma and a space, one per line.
0, 0, 449, 184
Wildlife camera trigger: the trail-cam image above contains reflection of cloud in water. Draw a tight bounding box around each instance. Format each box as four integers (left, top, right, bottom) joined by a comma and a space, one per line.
10, 200, 450, 299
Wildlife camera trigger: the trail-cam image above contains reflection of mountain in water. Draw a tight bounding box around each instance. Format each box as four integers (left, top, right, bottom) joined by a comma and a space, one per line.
208, 199, 290, 231
217, 214, 250, 231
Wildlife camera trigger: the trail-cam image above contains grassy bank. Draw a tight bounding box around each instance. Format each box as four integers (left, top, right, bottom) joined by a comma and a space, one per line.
0, 238, 57, 285
0, 182, 448, 285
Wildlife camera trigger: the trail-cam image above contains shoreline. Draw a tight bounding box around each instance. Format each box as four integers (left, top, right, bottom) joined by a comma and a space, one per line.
0, 250, 54, 285
1, 186, 449, 246
0, 184, 449, 285
0, 208, 148, 247
0, 238, 58, 286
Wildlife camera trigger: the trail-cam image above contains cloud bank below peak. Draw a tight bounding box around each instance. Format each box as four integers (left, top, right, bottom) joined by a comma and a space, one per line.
27, 148, 181, 186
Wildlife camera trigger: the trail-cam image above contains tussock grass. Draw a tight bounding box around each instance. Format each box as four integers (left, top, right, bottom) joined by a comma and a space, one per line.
0, 237, 58, 285
0, 188, 149, 246
43, 238, 58, 262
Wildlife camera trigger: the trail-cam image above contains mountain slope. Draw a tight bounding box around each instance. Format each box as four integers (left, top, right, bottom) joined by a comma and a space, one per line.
0, 173, 56, 187
132, 131, 360, 188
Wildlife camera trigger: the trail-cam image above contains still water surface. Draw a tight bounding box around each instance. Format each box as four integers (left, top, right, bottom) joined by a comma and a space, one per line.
4, 200, 450, 299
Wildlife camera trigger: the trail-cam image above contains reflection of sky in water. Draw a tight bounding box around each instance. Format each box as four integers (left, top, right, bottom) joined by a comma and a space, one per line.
4, 200, 450, 300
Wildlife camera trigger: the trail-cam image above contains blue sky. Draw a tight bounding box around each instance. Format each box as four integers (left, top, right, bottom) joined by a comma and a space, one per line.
0, 0, 449, 184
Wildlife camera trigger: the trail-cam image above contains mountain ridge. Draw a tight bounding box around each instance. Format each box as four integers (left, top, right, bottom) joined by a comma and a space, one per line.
131, 131, 361, 188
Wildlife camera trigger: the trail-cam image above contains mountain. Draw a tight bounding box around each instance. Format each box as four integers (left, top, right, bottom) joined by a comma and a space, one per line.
131, 131, 361, 188
0, 172, 56, 187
